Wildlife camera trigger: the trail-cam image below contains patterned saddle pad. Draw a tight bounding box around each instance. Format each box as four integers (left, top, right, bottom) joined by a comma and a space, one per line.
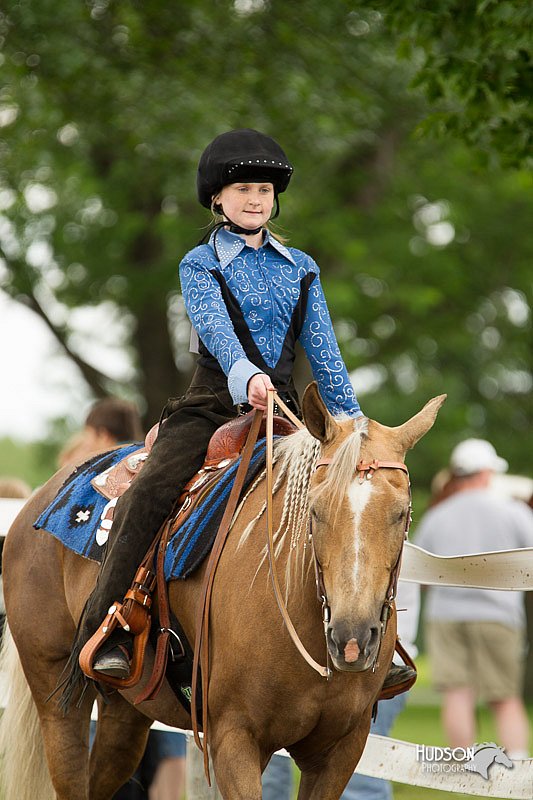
34, 440, 269, 580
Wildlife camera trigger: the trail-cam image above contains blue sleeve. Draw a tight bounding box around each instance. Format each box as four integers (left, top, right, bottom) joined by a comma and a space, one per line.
179, 254, 262, 404
299, 271, 363, 417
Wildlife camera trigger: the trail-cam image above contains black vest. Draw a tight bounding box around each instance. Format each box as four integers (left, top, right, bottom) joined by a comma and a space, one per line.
197, 269, 316, 398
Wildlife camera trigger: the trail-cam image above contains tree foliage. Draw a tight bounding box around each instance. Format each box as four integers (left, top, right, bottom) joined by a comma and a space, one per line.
0, 1, 531, 483
380, 0, 533, 168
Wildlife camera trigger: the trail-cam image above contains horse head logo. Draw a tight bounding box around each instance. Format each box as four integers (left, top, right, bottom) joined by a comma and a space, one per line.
464, 742, 513, 780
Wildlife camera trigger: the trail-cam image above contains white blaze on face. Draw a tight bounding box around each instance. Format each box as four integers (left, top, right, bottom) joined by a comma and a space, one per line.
346, 478, 373, 587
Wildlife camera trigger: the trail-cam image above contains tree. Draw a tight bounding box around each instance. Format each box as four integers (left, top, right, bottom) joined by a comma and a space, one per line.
379, 0, 533, 168
0, 1, 531, 485
0, 0, 424, 421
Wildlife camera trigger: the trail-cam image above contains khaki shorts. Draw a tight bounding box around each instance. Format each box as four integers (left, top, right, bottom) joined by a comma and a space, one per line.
425, 621, 526, 702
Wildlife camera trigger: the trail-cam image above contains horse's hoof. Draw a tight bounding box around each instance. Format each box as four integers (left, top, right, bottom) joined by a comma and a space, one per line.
93, 646, 131, 678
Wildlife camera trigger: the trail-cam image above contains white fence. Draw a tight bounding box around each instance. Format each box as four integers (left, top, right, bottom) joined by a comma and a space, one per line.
184, 734, 533, 799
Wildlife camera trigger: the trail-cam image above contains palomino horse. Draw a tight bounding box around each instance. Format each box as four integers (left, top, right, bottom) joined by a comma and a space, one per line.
0, 384, 445, 800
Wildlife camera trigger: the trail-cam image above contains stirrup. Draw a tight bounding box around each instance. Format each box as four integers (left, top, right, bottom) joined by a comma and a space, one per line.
79, 564, 156, 689
79, 598, 150, 689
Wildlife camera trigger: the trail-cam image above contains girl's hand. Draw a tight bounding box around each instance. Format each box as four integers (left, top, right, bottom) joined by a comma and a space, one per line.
247, 373, 275, 411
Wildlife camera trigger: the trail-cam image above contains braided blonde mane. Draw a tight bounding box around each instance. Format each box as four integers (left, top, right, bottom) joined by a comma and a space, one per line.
235, 416, 368, 596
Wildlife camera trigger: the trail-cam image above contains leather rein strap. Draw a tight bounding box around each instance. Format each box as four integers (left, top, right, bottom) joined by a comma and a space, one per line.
265, 390, 332, 679
191, 408, 263, 783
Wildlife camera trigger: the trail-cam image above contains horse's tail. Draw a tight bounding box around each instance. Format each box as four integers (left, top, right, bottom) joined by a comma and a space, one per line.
0, 623, 55, 800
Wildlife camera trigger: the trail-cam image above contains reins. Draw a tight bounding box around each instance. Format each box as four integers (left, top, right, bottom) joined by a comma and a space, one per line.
265, 390, 333, 680
191, 408, 263, 782
191, 390, 412, 781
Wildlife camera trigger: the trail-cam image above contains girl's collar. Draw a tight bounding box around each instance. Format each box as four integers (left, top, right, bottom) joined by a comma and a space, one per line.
209, 227, 296, 268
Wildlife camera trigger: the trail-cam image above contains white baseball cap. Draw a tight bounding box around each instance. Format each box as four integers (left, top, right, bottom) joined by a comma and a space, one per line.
450, 438, 508, 476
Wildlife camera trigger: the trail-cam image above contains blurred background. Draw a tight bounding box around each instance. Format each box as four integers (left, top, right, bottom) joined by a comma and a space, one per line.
0, 0, 532, 742
0, 1, 531, 479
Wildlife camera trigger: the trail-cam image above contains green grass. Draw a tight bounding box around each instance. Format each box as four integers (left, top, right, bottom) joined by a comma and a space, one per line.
0, 437, 59, 490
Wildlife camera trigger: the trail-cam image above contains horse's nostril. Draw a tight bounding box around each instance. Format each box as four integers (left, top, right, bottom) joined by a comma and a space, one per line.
327, 625, 340, 651
367, 626, 379, 651
327, 625, 348, 658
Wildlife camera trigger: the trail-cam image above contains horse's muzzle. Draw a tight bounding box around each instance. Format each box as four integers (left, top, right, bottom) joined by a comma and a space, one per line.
326, 622, 380, 672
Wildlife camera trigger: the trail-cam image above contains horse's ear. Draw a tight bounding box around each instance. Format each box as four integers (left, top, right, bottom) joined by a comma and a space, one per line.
394, 394, 447, 452
302, 382, 340, 444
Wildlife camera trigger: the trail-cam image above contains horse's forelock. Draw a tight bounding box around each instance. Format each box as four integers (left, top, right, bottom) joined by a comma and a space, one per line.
310, 416, 368, 511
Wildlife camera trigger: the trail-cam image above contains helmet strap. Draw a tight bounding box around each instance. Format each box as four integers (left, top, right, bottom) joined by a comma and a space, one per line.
227, 222, 263, 235
221, 193, 280, 232
215, 202, 263, 236
197, 195, 280, 247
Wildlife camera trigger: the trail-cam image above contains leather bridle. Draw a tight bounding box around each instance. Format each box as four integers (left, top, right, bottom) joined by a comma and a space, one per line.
267, 393, 412, 677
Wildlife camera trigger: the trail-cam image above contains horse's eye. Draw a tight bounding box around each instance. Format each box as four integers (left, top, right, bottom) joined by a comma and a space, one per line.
393, 508, 407, 524
310, 507, 324, 525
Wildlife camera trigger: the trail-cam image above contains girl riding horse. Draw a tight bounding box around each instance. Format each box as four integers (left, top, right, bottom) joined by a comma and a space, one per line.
71, 128, 411, 694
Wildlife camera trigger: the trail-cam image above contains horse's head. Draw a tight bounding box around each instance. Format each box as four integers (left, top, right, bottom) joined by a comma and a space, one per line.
302, 383, 446, 673
492, 746, 513, 768
465, 743, 513, 777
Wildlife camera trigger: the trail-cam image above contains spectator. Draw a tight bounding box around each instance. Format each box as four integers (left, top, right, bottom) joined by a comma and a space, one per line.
58, 397, 144, 468
261, 753, 293, 799
111, 728, 186, 800
416, 438, 533, 758
0, 478, 32, 500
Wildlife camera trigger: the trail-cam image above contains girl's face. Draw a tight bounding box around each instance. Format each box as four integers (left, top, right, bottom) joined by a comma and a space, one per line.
215, 182, 275, 230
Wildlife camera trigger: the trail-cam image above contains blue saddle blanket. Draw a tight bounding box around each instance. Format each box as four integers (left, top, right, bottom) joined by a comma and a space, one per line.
34, 441, 268, 580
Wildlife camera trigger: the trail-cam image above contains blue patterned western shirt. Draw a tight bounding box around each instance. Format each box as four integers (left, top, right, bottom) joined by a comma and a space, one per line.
179, 227, 362, 417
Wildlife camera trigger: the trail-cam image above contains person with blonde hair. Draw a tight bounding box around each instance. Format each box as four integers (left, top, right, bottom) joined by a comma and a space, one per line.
0, 477, 32, 499
76, 129, 365, 680
66, 131, 410, 752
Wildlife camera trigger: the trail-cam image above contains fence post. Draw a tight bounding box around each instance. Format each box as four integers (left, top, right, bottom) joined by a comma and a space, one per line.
185, 735, 223, 799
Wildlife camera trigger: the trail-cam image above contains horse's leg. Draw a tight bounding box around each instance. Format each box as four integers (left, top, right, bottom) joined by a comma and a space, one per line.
209, 724, 263, 799
294, 724, 370, 800
89, 694, 152, 800
3, 496, 99, 800
21, 655, 96, 799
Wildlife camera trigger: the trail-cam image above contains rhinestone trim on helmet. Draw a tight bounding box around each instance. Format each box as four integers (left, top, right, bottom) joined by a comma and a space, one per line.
227, 159, 293, 172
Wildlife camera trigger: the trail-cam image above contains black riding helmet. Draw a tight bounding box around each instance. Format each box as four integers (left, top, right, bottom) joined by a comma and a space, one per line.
197, 128, 293, 209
